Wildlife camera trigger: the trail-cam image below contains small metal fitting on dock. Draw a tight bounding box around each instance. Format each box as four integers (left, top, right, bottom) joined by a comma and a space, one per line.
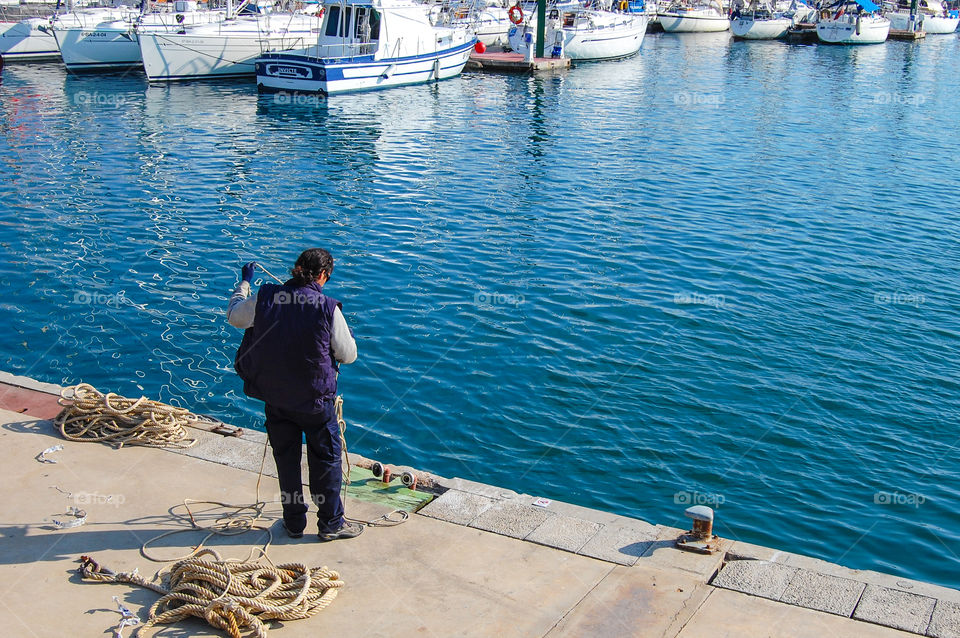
675, 505, 720, 554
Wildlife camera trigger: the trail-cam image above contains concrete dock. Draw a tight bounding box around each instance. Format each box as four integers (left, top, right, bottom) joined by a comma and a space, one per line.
1, 370, 958, 638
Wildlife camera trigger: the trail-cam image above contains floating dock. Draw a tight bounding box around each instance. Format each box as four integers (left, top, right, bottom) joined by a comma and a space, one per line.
466, 52, 571, 74
889, 29, 927, 40
1, 370, 959, 637
786, 23, 819, 43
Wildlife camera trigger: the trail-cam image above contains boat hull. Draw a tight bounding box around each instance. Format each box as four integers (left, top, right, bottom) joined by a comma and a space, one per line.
658, 10, 730, 32
886, 11, 958, 33
559, 15, 647, 60
730, 16, 792, 38
55, 26, 142, 71
507, 13, 648, 61
139, 26, 312, 81
255, 40, 474, 95
0, 18, 59, 60
816, 15, 889, 43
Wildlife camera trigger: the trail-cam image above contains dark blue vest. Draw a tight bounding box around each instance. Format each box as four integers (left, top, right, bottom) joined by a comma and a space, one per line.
234, 281, 341, 413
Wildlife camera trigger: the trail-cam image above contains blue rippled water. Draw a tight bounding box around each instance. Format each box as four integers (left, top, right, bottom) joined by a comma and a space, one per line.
1, 32, 959, 588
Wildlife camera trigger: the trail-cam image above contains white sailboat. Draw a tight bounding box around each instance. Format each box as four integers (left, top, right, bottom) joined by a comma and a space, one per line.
55, 1, 226, 71
0, 4, 135, 61
507, 3, 648, 60
816, 0, 889, 43
255, 0, 474, 95
430, 0, 512, 47
138, 4, 320, 81
883, 0, 958, 33
730, 0, 792, 37
658, 0, 730, 32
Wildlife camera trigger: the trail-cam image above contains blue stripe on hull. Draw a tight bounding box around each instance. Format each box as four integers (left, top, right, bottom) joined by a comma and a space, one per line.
256, 40, 473, 95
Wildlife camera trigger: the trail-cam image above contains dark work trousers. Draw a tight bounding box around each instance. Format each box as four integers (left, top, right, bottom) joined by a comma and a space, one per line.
264, 401, 344, 534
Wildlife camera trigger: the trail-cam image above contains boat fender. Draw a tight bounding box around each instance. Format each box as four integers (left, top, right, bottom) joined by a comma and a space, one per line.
508, 4, 524, 24
855, 14, 861, 33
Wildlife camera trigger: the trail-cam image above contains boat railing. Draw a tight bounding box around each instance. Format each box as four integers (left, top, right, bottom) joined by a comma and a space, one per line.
310, 40, 378, 58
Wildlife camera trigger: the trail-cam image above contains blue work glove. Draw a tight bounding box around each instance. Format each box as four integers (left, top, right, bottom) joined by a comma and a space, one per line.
241, 262, 257, 283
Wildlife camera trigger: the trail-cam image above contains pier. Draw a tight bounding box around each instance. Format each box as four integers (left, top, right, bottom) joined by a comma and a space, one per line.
1, 370, 958, 637
889, 29, 927, 40
466, 52, 571, 74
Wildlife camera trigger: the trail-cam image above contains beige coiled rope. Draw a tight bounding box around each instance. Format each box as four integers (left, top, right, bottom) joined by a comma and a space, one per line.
54, 383, 198, 449
79, 550, 343, 638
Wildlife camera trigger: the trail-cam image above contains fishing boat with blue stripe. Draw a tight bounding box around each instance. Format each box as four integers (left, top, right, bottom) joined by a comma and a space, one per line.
254, 0, 475, 96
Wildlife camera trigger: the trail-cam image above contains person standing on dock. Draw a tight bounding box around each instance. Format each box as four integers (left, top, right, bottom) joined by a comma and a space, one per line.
226, 248, 362, 542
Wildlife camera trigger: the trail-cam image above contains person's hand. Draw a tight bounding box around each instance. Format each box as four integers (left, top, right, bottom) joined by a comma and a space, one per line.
241, 262, 257, 283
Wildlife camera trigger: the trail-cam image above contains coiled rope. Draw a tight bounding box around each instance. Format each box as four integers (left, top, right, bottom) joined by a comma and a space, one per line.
54, 383, 198, 449
79, 550, 343, 638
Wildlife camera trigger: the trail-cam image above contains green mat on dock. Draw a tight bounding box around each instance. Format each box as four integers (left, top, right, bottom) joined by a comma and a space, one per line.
344, 466, 434, 512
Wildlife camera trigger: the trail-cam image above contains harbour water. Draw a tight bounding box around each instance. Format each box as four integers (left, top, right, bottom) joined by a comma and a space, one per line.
1, 33, 959, 589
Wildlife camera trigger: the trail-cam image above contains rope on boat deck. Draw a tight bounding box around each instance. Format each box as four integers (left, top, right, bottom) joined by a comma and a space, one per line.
54, 383, 198, 449
78, 550, 344, 638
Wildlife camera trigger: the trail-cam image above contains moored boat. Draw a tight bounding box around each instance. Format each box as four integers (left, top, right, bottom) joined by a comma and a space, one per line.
883, 0, 958, 32
507, 3, 648, 60
255, 0, 475, 95
658, 0, 730, 32
730, 1, 792, 37
138, 9, 320, 81
54, 1, 226, 72
0, 5, 134, 62
816, 0, 889, 43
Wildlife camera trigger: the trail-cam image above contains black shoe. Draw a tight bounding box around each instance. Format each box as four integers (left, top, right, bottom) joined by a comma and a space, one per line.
318, 522, 364, 542
282, 521, 304, 539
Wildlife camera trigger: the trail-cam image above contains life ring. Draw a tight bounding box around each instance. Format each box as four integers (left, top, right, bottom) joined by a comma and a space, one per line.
508, 5, 524, 24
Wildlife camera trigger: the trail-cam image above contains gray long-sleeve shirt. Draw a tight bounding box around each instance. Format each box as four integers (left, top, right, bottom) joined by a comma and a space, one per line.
227, 281, 358, 364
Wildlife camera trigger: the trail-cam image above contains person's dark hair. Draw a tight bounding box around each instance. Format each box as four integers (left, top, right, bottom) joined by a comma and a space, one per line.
290, 248, 334, 285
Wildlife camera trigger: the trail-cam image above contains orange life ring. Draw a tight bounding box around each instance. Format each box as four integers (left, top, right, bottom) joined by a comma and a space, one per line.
508, 5, 524, 24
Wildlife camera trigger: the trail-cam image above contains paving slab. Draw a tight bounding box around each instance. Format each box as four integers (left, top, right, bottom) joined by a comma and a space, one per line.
418, 489, 496, 526
526, 514, 601, 553
711, 559, 799, 601
678, 588, 918, 638
637, 526, 730, 579
468, 498, 554, 539
578, 520, 659, 566
853, 584, 937, 634
778, 552, 960, 605
546, 564, 709, 638
436, 476, 518, 500
928, 600, 960, 638
780, 568, 866, 616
